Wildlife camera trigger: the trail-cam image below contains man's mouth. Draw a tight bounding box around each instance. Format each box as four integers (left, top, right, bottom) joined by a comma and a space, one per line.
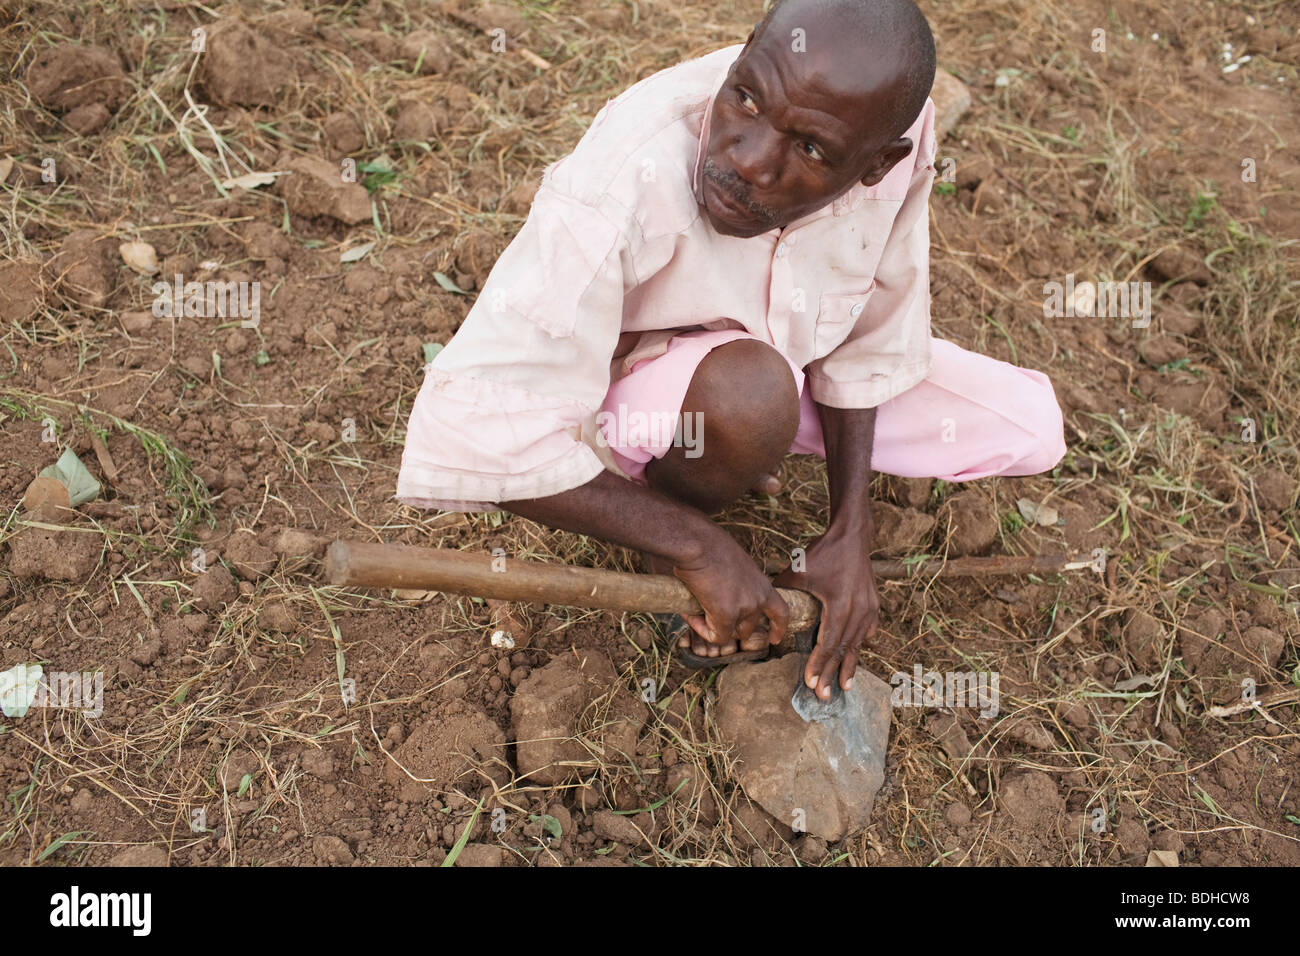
705, 177, 761, 225
702, 160, 769, 230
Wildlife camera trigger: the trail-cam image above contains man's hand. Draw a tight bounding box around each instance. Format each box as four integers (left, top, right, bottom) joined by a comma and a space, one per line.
671, 529, 789, 657
773, 521, 879, 700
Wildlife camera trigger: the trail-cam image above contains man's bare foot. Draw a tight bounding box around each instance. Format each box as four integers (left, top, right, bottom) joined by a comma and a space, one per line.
751, 470, 782, 495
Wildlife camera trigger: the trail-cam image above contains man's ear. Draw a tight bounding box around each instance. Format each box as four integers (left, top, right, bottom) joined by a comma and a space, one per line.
859, 137, 913, 187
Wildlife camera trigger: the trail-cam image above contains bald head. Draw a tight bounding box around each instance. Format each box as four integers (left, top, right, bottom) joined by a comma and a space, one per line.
755, 0, 935, 146
697, 0, 936, 237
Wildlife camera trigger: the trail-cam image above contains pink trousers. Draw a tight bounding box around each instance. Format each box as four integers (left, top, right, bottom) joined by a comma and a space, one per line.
600, 329, 1066, 484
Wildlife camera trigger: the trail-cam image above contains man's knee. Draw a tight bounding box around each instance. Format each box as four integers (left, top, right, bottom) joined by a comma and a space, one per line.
686, 338, 801, 460
1018, 377, 1068, 474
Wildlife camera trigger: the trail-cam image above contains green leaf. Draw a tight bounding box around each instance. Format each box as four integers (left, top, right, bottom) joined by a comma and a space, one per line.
442, 798, 485, 867
255, 350, 270, 366
432, 272, 467, 295
422, 342, 444, 365
357, 159, 397, 194
237, 773, 252, 798
37, 831, 84, 862
38, 448, 101, 506
530, 813, 562, 840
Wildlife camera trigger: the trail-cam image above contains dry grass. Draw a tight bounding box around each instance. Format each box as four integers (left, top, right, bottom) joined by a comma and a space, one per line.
1, 0, 1296, 867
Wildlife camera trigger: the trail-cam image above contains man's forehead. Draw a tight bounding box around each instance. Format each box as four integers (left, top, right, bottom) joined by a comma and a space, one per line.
736, 29, 903, 148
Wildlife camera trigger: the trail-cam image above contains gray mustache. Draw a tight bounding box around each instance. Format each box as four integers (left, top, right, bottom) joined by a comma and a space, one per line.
703, 157, 778, 221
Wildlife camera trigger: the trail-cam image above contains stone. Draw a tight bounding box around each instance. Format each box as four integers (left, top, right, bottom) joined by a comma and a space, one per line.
1123, 608, 1164, 671
301, 747, 335, 779
313, 834, 354, 865
394, 100, 438, 141
193, 563, 237, 611
715, 654, 891, 843
275, 150, 373, 224
272, 528, 327, 559
510, 650, 618, 785
591, 810, 647, 846
454, 843, 507, 867
323, 112, 365, 154
399, 30, 454, 75
0, 261, 43, 322
259, 600, 298, 633
107, 845, 168, 867
871, 501, 936, 555
7, 525, 102, 582
936, 489, 998, 556
225, 529, 276, 580
26, 44, 129, 113
931, 67, 972, 140
46, 229, 116, 309
201, 19, 295, 108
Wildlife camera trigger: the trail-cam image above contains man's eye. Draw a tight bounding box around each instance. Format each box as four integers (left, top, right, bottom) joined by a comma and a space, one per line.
802, 142, 824, 162
737, 89, 757, 112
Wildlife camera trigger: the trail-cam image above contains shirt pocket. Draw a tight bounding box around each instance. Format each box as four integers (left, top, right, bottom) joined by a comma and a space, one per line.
814, 281, 876, 356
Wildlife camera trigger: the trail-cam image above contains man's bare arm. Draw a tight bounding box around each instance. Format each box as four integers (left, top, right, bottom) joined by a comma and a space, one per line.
502, 470, 789, 649
774, 403, 880, 698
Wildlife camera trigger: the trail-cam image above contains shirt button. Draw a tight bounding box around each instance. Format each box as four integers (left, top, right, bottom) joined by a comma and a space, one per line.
850, 302, 864, 318
775, 242, 787, 257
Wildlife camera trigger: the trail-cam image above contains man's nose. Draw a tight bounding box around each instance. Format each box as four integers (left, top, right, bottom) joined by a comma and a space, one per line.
726, 128, 781, 192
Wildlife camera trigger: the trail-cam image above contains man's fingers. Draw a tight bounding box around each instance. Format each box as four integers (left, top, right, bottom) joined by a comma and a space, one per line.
840, 653, 858, 691
816, 649, 843, 700
764, 591, 790, 647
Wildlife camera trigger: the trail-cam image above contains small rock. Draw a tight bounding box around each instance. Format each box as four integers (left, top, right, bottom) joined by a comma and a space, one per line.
454, 843, 507, 867
225, 530, 276, 580
193, 563, 237, 611
7, 525, 102, 582
937, 490, 998, 556
273, 528, 327, 559
399, 30, 454, 74
591, 810, 646, 846
394, 100, 438, 141
323, 111, 365, 154
119, 240, 159, 276
275, 150, 373, 224
301, 748, 335, 779
119, 311, 154, 334
510, 651, 618, 785
930, 67, 972, 140
106, 845, 168, 867
313, 835, 354, 865
944, 802, 971, 827
130, 637, 161, 667
259, 601, 298, 633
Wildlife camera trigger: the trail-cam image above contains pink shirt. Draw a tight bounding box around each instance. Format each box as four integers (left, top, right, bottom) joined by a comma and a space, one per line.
397, 44, 938, 512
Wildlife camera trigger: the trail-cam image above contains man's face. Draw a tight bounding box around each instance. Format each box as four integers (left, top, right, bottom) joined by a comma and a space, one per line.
699, 17, 914, 239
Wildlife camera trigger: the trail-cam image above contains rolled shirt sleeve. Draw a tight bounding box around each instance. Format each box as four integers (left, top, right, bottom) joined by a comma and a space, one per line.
396, 184, 631, 512
806, 99, 937, 409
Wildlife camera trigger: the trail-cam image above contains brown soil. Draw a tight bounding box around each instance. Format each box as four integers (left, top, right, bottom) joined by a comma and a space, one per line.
1, 0, 1296, 867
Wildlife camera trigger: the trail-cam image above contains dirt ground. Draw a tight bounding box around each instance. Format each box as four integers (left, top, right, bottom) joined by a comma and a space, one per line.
1, 0, 1297, 867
